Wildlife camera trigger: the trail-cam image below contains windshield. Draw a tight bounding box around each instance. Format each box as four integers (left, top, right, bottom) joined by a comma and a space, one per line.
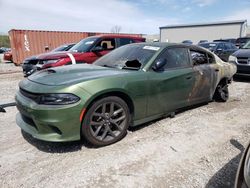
199, 43, 218, 51
94, 44, 160, 70
242, 41, 250, 49
52, 44, 73, 52
69, 37, 98, 53
236, 38, 250, 43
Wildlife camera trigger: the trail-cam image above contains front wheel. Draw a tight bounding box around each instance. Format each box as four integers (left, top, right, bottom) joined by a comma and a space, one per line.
81, 96, 130, 147
214, 82, 229, 102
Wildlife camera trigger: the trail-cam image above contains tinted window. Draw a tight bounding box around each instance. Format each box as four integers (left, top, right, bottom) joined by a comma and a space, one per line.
199, 43, 217, 51
190, 50, 208, 65
230, 43, 237, 49
119, 38, 134, 46
217, 43, 224, 50
156, 48, 190, 70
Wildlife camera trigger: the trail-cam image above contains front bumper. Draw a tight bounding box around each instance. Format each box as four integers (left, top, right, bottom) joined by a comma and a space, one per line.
235, 57, 250, 76
235, 65, 250, 76
15, 90, 83, 142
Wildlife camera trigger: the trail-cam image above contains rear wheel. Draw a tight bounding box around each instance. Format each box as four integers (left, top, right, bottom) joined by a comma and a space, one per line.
82, 96, 130, 147
214, 82, 229, 102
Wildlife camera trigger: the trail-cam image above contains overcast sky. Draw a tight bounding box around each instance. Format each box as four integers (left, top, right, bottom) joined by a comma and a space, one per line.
0, 0, 250, 34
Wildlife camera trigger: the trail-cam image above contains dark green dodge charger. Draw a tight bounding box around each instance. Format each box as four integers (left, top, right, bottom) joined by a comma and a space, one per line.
16, 43, 237, 146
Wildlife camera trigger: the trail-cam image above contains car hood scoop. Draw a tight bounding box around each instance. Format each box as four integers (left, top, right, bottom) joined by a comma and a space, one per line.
28, 64, 130, 86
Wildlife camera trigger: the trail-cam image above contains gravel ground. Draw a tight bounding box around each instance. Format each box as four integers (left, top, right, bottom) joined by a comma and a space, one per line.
0, 64, 250, 188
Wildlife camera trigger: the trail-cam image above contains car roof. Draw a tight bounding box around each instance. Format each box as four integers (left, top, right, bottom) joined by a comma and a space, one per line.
89, 34, 145, 39
128, 42, 207, 50
200, 41, 233, 44
237, 37, 250, 39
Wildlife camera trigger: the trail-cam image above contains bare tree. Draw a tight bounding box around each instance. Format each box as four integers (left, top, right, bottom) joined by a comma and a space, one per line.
111, 25, 122, 33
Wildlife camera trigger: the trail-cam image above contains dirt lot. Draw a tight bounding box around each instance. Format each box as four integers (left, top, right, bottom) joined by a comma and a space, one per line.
0, 64, 250, 188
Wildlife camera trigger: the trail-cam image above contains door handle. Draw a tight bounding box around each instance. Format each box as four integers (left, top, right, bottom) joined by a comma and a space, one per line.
186, 76, 192, 80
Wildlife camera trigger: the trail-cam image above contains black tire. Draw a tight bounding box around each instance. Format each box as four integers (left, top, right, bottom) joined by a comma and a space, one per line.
214, 82, 229, 102
81, 96, 130, 147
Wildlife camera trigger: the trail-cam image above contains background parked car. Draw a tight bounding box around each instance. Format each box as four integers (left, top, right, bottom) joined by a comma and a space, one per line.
235, 37, 250, 48
0, 47, 10, 54
213, 38, 236, 44
22, 43, 75, 76
22, 35, 145, 76
198, 40, 208, 44
15, 43, 236, 146
199, 41, 238, 61
3, 50, 13, 62
182, 40, 193, 44
230, 40, 250, 76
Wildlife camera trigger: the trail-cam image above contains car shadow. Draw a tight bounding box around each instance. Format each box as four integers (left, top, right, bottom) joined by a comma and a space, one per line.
21, 130, 95, 153
129, 102, 209, 132
205, 139, 245, 188
234, 75, 250, 83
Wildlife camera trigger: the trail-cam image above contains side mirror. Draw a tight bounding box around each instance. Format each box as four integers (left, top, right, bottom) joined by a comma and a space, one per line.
152, 59, 167, 71
91, 46, 103, 52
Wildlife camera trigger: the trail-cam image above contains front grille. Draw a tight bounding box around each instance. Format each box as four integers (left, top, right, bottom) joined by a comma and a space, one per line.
20, 88, 40, 103
237, 57, 250, 65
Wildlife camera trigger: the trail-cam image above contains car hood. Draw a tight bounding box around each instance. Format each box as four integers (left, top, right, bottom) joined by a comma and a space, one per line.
36, 51, 81, 60
27, 64, 131, 86
233, 49, 250, 58
24, 55, 37, 61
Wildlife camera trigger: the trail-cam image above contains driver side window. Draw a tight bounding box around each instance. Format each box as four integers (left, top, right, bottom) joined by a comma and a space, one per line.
155, 47, 190, 70
95, 38, 116, 50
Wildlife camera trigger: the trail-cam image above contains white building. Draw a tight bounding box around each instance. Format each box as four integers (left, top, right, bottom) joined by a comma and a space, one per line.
160, 20, 248, 44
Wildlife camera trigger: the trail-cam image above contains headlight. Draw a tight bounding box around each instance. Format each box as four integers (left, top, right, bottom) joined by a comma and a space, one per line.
229, 55, 237, 63
43, 59, 59, 65
39, 93, 80, 105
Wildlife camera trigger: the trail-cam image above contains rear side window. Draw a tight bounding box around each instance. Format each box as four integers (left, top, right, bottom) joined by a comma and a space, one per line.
118, 38, 135, 47
190, 50, 209, 65
156, 47, 190, 70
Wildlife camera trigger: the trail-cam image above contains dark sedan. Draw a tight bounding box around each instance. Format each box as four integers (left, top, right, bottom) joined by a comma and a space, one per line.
199, 42, 238, 61
230, 41, 250, 76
